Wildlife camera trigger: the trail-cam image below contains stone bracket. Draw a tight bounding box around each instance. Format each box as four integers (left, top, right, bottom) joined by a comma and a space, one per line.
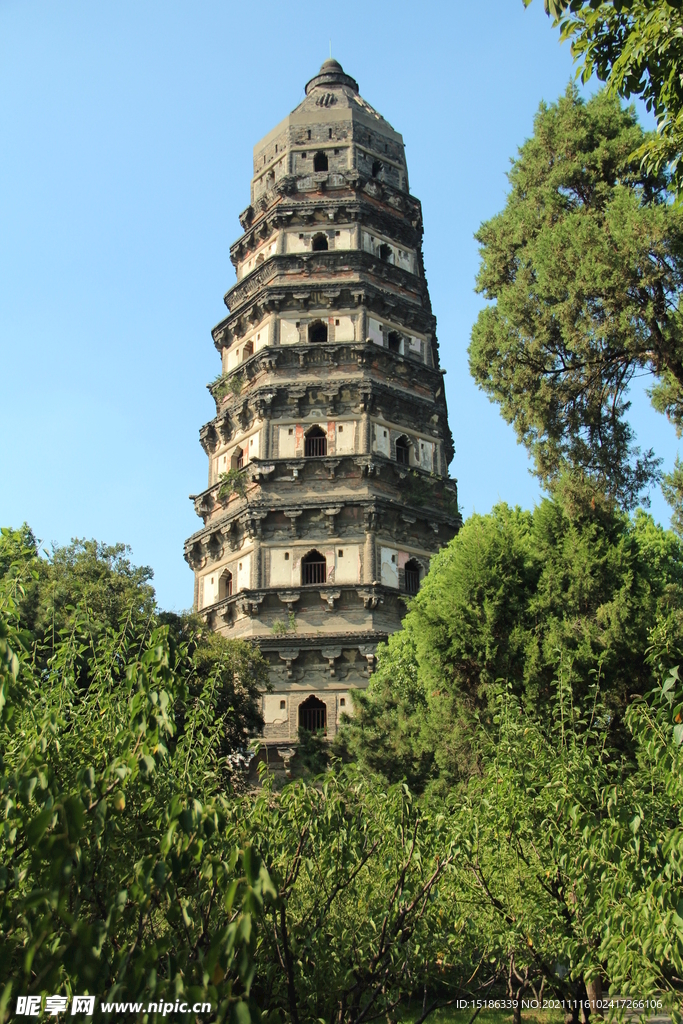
356, 587, 383, 610
251, 461, 276, 482
321, 646, 342, 676
284, 508, 303, 534
323, 506, 343, 534
277, 590, 300, 612
358, 643, 377, 676
319, 589, 341, 612
279, 648, 300, 679
240, 510, 267, 539
237, 593, 265, 617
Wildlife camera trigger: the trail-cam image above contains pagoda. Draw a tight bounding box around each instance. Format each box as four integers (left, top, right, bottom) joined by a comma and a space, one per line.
184, 59, 460, 744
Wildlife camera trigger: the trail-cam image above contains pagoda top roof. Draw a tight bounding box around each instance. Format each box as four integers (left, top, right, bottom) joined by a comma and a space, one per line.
253, 59, 403, 156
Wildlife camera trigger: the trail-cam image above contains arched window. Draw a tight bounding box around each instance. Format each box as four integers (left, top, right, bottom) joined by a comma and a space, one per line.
311, 233, 328, 252
387, 331, 401, 354
242, 340, 253, 361
308, 320, 328, 344
313, 151, 328, 172
255, 253, 264, 266
372, 159, 382, 178
219, 569, 233, 600
231, 447, 244, 470
298, 694, 327, 733
302, 549, 327, 585
404, 559, 421, 597
395, 435, 410, 467
378, 243, 392, 263
304, 426, 327, 458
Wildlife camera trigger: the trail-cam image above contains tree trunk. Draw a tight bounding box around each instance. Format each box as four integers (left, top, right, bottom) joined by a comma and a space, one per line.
585, 978, 602, 1019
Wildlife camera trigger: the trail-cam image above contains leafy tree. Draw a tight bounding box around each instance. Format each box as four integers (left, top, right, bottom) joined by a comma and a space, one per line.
344, 495, 683, 793
530, 0, 683, 196
450, 662, 683, 1022
160, 612, 267, 776
468, 86, 683, 511
245, 769, 472, 1023
0, 535, 273, 1023
0, 527, 156, 666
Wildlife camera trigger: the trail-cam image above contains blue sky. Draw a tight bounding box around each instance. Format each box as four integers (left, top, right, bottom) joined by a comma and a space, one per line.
0, 0, 677, 610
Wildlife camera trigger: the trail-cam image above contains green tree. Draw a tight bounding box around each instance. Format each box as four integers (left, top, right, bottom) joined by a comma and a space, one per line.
0, 534, 274, 1023
344, 496, 683, 793
0, 527, 156, 664
530, 0, 683, 196
450, 663, 683, 1021
468, 86, 683, 511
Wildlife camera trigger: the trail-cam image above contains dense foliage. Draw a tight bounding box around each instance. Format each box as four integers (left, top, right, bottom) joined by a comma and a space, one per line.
2, 522, 682, 1021
469, 87, 683, 511
530, 0, 683, 195
345, 493, 683, 792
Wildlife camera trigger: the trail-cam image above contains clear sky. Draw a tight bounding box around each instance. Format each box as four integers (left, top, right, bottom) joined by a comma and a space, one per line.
1, 0, 677, 610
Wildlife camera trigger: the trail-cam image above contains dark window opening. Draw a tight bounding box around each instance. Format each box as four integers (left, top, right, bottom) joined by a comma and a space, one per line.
372, 160, 382, 177
395, 436, 410, 467
242, 340, 253, 360
302, 549, 327, 585
307, 129, 311, 140
312, 233, 328, 252
387, 331, 401, 353
405, 559, 421, 596
280, 699, 286, 709
328, 128, 332, 138
231, 447, 244, 470
299, 694, 327, 733
308, 320, 328, 344
304, 427, 327, 458
378, 243, 392, 262
219, 569, 233, 600
314, 151, 328, 172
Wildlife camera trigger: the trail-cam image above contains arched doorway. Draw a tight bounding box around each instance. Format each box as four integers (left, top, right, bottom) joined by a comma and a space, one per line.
395, 435, 410, 466
301, 549, 327, 585
311, 233, 328, 251
387, 331, 401, 353
231, 446, 244, 470
219, 569, 233, 600
308, 319, 328, 344
313, 151, 328, 172
404, 559, 421, 596
372, 159, 382, 178
298, 694, 327, 733
304, 426, 327, 458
